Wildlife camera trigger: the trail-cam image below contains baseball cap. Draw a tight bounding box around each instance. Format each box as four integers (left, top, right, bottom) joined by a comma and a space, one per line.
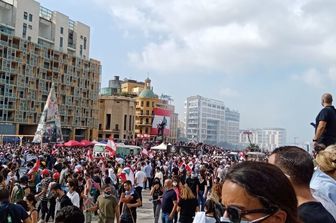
53, 172, 60, 180
41, 169, 49, 176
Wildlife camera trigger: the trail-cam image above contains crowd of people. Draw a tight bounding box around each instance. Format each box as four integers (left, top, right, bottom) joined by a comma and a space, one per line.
0, 93, 335, 223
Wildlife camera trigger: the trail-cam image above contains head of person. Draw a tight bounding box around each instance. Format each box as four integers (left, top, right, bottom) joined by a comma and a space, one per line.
164, 179, 173, 189
41, 169, 50, 178
16, 199, 29, 212
25, 193, 37, 208
50, 183, 64, 198
316, 145, 336, 180
0, 189, 9, 202
204, 199, 217, 215
123, 180, 132, 192
222, 161, 299, 223
55, 205, 85, 223
180, 184, 195, 200
269, 146, 314, 188
321, 93, 333, 107
67, 179, 76, 192
102, 185, 113, 197
19, 176, 29, 186
152, 178, 161, 188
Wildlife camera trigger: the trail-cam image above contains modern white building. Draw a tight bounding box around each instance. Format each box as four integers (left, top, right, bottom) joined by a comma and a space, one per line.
185, 95, 240, 145
239, 128, 287, 151
0, 0, 90, 59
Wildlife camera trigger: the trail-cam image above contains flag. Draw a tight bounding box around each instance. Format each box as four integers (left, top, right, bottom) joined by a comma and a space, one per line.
118, 166, 134, 185
106, 139, 117, 157
151, 108, 172, 135
28, 160, 40, 174
141, 148, 148, 156
87, 149, 93, 162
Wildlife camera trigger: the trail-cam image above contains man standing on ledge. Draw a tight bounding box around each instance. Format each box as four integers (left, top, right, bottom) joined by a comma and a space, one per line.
313, 93, 336, 150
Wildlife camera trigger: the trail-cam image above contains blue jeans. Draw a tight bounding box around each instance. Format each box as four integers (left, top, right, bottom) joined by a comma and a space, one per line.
162, 212, 173, 223
198, 191, 206, 211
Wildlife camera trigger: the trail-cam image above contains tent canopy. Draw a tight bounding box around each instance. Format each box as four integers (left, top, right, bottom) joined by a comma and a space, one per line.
80, 140, 93, 147
64, 140, 81, 147
151, 143, 167, 150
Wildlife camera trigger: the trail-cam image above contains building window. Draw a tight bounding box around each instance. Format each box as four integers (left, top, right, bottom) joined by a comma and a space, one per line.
24, 12, 28, 20
129, 115, 132, 131
60, 37, 63, 48
141, 101, 144, 107
84, 37, 87, 50
28, 36, 31, 41
106, 114, 111, 130
60, 27, 64, 34
146, 101, 150, 107
22, 23, 27, 38
80, 45, 83, 56
28, 25, 32, 30
115, 124, 119, 131
124, 115, 127, 131
29, 14, 33, 22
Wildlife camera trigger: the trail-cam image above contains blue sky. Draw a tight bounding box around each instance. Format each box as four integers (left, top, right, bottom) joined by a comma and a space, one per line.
38, 0, 336, 144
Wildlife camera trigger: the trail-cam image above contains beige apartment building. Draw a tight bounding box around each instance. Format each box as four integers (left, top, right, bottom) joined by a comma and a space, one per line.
98, 95, 136, 140
0, 0, 101, 140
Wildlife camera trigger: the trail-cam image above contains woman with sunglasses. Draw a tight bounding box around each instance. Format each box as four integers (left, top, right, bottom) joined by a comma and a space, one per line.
221, 162, 301, 223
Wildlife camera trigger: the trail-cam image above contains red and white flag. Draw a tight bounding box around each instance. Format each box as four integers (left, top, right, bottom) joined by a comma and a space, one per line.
28, 159, 40, 174
150, 108, 171, 135
87, 149, 93, 162
141, 148, 148, 156
105, 137, 117, 157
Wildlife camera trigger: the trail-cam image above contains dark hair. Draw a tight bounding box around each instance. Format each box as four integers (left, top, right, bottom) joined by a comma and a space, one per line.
26, 193, 37, 207
0, 189, 9, 202
124, 180, 132, 186
55, 205, 84, 223
224, 162, 300, 223
271, 146, 314, 186
17, 200, 29, 211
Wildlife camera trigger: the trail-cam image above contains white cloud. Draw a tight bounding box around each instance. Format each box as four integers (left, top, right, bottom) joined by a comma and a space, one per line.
93, 0, 336, 74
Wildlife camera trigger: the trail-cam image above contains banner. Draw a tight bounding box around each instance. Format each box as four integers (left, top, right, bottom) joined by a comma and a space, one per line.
33, 83, 63, 143
151, 108, 171, 136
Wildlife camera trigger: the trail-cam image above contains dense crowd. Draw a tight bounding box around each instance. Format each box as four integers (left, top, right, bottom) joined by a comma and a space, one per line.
0, 140, 335, 223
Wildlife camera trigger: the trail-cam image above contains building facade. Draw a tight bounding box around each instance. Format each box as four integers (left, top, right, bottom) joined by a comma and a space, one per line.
239, 128, 287, 151
185, 95, 240, 145
0, 0, 101, 140
135, 78, 159, 137
98, 95, 135, 141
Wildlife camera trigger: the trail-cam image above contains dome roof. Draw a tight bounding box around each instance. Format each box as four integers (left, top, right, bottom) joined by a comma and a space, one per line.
139, 88, 157, 99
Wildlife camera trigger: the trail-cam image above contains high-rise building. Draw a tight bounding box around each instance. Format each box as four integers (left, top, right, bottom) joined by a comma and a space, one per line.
185, 95, 240, 145
0, 0, 101, 140
239, 128, 287, 151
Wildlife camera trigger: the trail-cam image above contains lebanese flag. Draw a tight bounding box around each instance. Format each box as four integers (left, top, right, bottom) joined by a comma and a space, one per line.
28, 160, 40, 174
86, 149, 93, 162
151, 108, 171, 135
141, 148, 148, 156
118, 166, 134, 185
106, 139, 117, 157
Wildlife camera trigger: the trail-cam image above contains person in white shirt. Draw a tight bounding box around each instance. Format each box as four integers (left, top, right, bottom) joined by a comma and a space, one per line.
134, 166, 146, 202
154, 167, 164, 186
66, 179, 80, 208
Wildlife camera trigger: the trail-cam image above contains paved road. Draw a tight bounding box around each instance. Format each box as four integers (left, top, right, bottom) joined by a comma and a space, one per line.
92, 189, 154, 223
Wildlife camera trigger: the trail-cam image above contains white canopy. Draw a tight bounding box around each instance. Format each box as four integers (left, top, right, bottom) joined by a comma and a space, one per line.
151, 143, 167, 150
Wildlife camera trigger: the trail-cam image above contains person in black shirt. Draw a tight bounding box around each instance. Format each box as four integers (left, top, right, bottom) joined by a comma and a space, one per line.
161, 179, 177, 223
177, 185, 199, 223
186, 173, 199, 199
198, 174, 208, 211
313, 93, 336, 150
120, 180, 141, 223
269, 146, 335, 223
150, 178, 163, 223
50, 183, 73, 214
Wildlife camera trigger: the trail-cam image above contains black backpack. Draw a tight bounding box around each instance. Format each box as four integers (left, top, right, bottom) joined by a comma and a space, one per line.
0, 203, 21, 223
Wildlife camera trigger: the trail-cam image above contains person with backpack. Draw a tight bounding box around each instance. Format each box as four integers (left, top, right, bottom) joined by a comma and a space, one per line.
0, 189, 31, 223
10, 176, 30, 204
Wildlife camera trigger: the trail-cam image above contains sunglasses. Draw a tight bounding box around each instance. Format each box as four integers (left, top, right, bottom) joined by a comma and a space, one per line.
222, 205, 279, 223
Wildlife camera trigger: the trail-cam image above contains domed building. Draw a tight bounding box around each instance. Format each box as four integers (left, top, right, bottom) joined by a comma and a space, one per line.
135, 78, 159, 137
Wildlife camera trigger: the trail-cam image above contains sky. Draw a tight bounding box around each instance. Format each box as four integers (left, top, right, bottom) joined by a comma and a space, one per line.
38, 0, 336, 144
